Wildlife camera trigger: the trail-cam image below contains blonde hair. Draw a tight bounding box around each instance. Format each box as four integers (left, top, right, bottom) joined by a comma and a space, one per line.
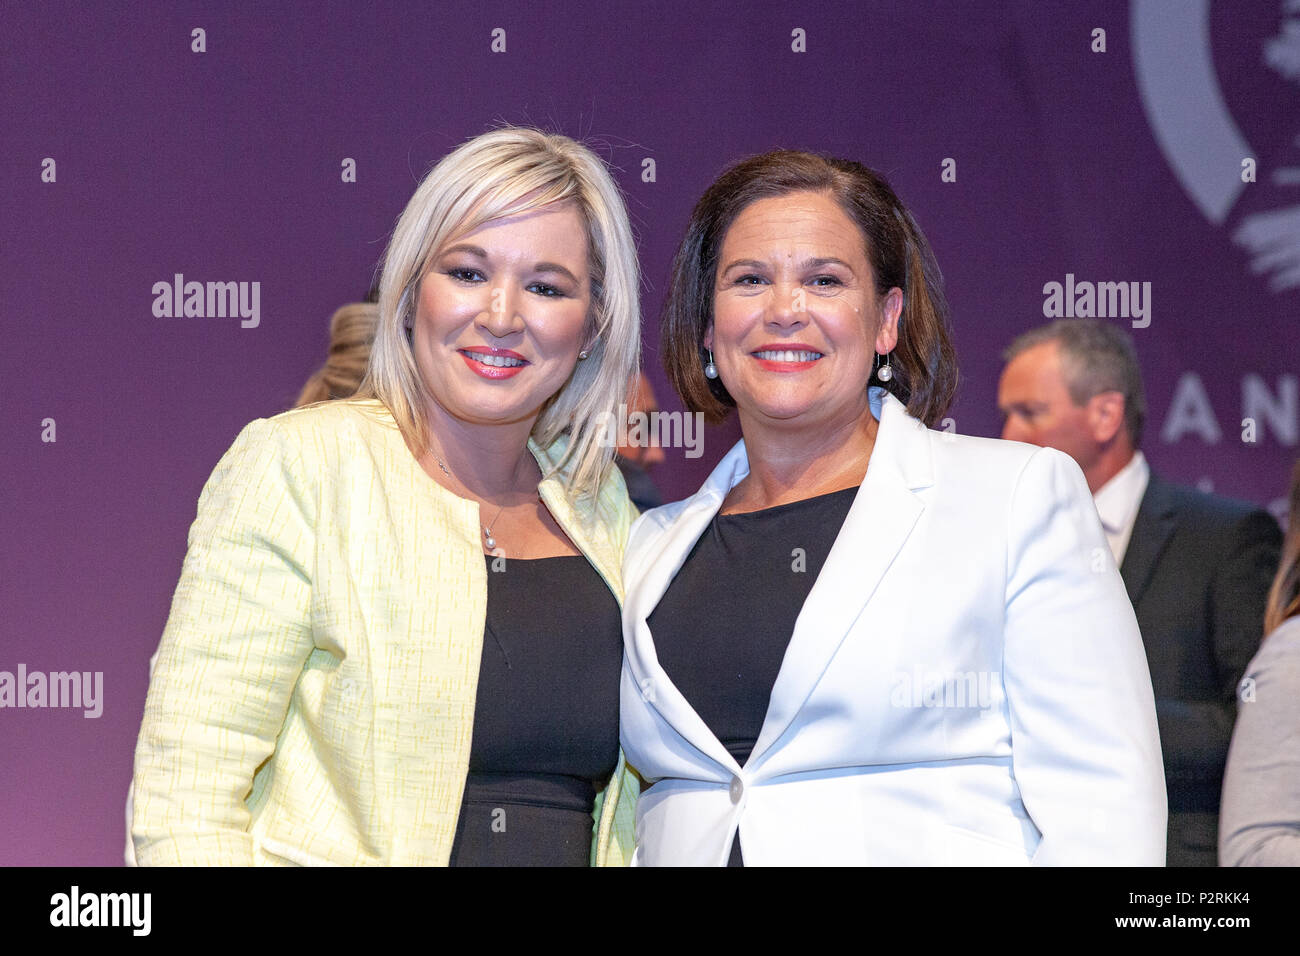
356, 127, 641, 501
294, 302, 380, 407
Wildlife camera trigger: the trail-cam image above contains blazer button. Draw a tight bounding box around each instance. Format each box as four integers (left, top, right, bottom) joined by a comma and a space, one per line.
729, 776, 744, 805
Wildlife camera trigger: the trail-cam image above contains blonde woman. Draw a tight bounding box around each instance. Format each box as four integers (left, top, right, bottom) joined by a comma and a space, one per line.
131, 127, 642, 866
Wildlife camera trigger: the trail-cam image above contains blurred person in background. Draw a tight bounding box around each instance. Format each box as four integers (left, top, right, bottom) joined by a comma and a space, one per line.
998, 318, 1282, 866
615, 372, 666, 512
293, 301, 380, 407
1220, 461, 1300, 866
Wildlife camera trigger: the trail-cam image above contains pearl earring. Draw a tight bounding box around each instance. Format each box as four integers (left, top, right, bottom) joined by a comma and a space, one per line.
578, 348, 590, 360
876, 352, 893, 383
704, 349, 719, 380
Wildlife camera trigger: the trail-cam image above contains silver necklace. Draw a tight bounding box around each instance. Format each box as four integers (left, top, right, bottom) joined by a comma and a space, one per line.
430, 451, 509, 552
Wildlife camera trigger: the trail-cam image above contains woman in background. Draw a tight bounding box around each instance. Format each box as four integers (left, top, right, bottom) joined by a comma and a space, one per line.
132, 127, 642, 866
293, 301, 380, 407
619, 149, 1166, 866
1220, 462, 1300, 866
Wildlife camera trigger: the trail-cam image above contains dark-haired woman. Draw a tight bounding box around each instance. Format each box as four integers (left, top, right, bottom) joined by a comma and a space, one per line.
1220, 462, 1300, 866
619, 151, 1167, 866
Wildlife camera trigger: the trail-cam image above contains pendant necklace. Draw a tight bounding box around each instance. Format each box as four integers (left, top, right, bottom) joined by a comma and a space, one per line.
430, 451, 509, 552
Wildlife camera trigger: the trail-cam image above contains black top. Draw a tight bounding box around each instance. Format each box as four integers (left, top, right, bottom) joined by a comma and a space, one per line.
448, 554, 622, 867
648, 485, 859, 865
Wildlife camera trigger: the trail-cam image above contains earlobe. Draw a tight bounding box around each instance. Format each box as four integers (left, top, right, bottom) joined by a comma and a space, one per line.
877, 326, 899, 355
1091, 393, 1125, 443
702, 326, 714, 350
874, 288, 903, 352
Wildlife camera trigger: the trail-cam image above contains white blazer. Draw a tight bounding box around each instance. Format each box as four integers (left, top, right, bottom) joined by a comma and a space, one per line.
620, 388, 1167, 866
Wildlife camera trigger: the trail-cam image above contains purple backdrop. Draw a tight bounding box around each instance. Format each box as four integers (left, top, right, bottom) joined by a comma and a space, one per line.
2, 0, 1296, 865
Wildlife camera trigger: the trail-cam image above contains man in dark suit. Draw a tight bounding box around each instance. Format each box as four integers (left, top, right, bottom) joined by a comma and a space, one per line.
997, 319, 1281, 866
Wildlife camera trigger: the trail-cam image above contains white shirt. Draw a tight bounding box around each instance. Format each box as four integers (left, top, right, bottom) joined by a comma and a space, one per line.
1092, 450, 1150, 566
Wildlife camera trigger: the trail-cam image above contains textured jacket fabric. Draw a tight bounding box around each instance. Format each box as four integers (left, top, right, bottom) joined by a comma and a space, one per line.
131, 398, 639, 866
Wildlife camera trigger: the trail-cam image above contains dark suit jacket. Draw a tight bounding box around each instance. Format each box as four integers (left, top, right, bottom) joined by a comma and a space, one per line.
616, 456, 663, 513
1119, 473, 1282, 867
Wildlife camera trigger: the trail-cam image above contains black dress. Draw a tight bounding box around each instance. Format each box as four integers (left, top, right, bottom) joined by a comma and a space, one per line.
447, 555, 622, 866
647, 486, 859, 866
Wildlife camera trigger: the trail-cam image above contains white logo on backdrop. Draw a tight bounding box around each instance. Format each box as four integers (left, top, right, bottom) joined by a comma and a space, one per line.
1132, 0, 1300, 291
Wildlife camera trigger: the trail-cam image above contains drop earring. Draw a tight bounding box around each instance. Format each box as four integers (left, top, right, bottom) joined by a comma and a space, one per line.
704, 349, 719, 380
876, 351, 893, 383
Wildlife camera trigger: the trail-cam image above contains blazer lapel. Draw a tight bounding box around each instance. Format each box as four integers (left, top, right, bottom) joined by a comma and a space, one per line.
624, 440, 752, 772
749, 391, 933, 767
530, 435, 624, 602
1119, 475, 1177, 607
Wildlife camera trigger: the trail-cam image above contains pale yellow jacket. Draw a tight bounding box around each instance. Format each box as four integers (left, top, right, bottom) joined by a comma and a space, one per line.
131, 398, 639, 866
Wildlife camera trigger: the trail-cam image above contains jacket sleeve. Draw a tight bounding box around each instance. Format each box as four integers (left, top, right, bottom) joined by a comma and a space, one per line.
1219, 622, 1300, 866
130, 418, 317, 866
592, 753, 642, 867
1002, 447, 1167, 865
1156, 508, 1278, 809
591, 466, 644, 866
1209, 510, 1281, 702
1205, 510, 1282, 740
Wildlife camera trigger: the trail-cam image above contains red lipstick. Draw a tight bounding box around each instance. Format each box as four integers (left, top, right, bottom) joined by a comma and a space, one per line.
749, 343, 825, 373
458, 347, 529, 380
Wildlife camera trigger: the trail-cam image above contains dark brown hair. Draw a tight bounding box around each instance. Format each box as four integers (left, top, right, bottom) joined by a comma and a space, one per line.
661, 150, 957, 425
1264, 461, 1300, 635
